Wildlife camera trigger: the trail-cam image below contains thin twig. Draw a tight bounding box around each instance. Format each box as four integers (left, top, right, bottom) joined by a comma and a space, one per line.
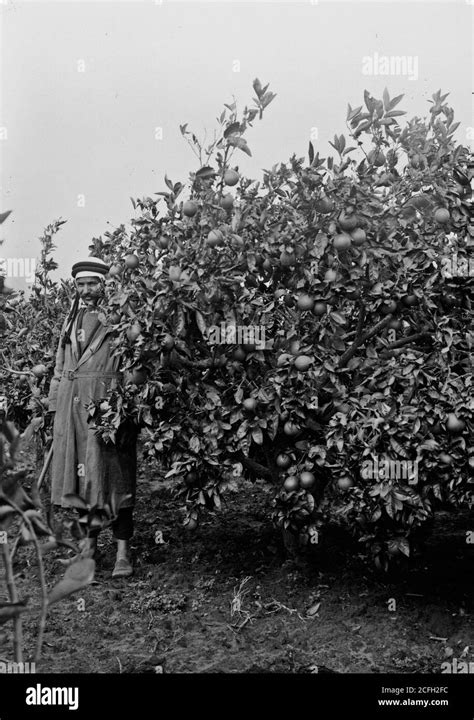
1, 541, 23, 663
384, 332, 432, 351
0, 350, 34, 377
6, 499, 49, 665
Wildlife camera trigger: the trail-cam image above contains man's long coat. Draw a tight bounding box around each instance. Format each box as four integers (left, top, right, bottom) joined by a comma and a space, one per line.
48, 310, 136, 509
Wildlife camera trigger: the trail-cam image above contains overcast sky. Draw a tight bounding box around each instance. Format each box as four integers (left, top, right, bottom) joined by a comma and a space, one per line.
0, 0, 472, 290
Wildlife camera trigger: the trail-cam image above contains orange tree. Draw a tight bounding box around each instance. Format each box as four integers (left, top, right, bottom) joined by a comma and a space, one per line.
0, 219, 70, 452
14, 82, 474, 568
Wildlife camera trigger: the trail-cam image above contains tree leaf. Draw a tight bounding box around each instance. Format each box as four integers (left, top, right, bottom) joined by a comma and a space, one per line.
260, 91, 276, 110
195, 166, 216, 179
226, 136, 252, 157
195, 310, 207, 337
0, 505, 17, 521
330, 311, 346, 325
48, 558, 95, 605
253, 78, 263, 98
224, 122, 241, 139
398, 538, 410, 557
388, 94, 404, 110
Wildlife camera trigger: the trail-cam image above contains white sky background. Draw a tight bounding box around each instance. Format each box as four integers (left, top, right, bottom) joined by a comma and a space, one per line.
0, 0, 472, 289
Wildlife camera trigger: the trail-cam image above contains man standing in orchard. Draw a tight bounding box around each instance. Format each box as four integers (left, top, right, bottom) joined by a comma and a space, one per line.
48, 257, 137, 578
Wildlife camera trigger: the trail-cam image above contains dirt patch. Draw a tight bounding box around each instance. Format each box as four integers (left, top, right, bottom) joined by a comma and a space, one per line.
2, 449, 474, 674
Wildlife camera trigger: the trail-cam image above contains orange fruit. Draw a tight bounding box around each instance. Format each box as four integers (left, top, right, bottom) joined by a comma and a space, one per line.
434, 208, 450, 224
337, 476, 353, 491
446, 413, 465, 434
283, 475, 299, 492
280, 251, 296, 268
163, 334, 175, 350
381, 300, 398, 315
294, 355, 313, 372
206, 229, 223, 247
233, 347, 246, 362
338, 212, 358, 232
333, 233, 352, 250
169, 266, 182, 281
182, 201, 198, 217
242, 398, 257, 412
315, 196, 334, 213
368, 149, 385, 167
32, 364, 47, 378
283, 421, 301, 437
126, 323, 142, 342
128, 368, 147, 385
124, 254, 139, 270
350, 228, 366, 246
313, 302, 327, 316
299, 471, 316, 489
277, 353, 292, 367
184, 517, 198, 531
276, 453, 292, 469
184, 471, 198, 486
220, 194, 234, 210
224, 169, 239, 186
297, 294, 315, 311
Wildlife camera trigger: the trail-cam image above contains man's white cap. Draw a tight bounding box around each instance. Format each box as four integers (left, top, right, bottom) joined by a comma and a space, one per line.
72, 256, 109, 280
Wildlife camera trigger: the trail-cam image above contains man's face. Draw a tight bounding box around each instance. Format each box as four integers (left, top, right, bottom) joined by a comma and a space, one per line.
75, 276, 103, 305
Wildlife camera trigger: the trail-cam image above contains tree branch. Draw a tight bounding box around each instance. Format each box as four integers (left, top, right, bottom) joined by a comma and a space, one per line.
315, 315, 392, 393
175, 355, 227, 370
384, 332, 432, 351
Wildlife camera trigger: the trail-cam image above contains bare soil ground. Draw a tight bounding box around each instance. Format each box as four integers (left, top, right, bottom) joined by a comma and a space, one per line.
3, 445, 474, 675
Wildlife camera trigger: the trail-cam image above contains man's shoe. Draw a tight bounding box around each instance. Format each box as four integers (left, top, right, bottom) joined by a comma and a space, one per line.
112, 557, 133, 578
